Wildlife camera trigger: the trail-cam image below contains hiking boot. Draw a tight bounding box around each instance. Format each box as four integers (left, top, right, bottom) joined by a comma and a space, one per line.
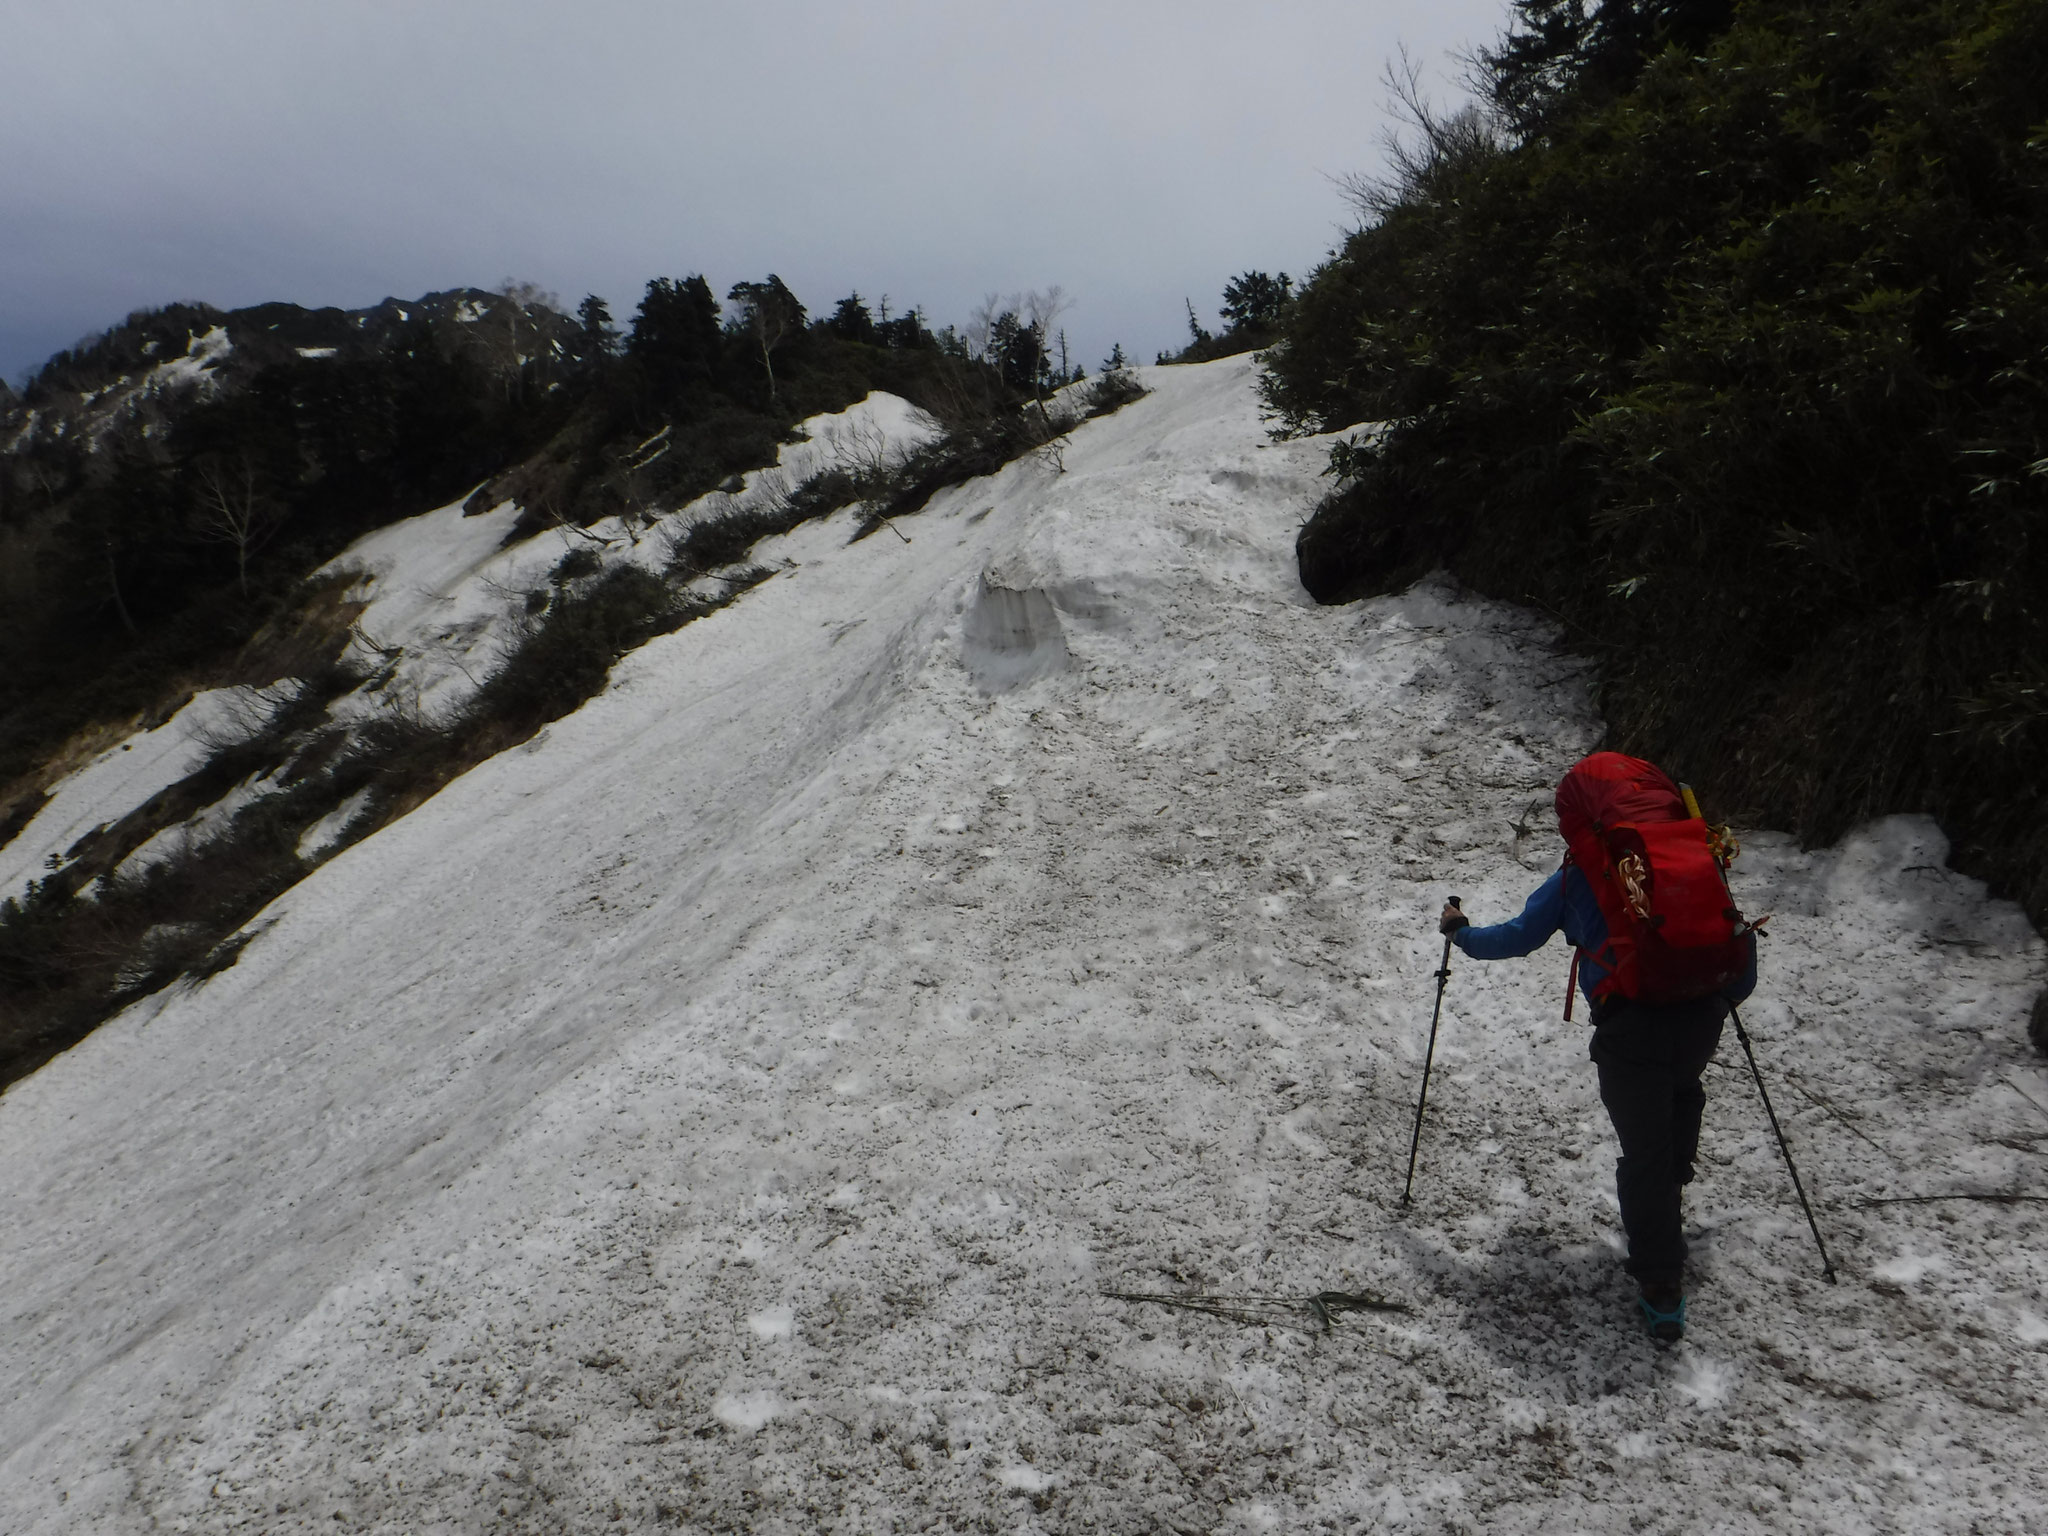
1638, 1286, 1686, 1345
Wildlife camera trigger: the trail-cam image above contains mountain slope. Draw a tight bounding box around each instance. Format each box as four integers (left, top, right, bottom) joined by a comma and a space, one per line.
1, 357, 2043, 1533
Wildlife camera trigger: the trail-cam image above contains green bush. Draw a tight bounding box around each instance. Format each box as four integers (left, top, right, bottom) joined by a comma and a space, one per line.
1269, 0, 2048, 925
1082, 367, 1149, 420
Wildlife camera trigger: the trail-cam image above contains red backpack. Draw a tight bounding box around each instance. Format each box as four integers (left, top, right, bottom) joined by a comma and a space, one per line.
1555, 751, 1758, 1015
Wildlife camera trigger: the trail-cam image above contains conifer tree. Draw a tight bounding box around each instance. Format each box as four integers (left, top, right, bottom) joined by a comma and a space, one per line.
1486, 1, 1736, 129
1220, 272, 1294, 331
575, 295, 620, 362
628, 277, 720, 405
829, 293, 876, 344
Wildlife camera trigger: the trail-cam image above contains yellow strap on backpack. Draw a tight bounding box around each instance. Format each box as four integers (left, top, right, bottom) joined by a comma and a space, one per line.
1680, 782, 1740, 866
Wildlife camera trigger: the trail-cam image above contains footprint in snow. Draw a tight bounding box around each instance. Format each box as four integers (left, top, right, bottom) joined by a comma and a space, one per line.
1871, 1252, 1946, 1286
1669, 1352, 1733, 1408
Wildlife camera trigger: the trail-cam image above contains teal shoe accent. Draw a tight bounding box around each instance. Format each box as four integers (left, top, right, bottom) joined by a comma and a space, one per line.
1638, 1290, 1687, 1344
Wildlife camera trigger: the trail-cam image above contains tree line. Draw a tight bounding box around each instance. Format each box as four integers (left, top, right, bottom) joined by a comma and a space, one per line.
1266, 0, 2048, 926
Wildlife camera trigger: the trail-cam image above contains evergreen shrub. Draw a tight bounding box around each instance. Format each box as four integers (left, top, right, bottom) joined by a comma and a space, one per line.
1267, 0, 2048, 926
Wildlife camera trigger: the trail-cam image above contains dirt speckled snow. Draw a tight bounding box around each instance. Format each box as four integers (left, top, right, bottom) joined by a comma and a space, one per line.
2, 356, 2044, 1533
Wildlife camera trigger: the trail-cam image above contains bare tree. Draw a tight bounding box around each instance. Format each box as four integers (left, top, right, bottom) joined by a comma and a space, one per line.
726, 277, 806, 407
191, 451, 283, 595
927, 294, 1009, 429
1021, 287, 1072, 427
965, 293, 1004, 365
832, 416, 895, 488
536, 492, 611, 548
1035, 431, 1071, 476
1342, 49, 1508, 221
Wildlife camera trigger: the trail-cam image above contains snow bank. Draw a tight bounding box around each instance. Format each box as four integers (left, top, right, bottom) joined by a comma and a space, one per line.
1, 358, 2042, 1534
141, 324, 232, 398
0, 684, 295, 902
320, 390, 938, 723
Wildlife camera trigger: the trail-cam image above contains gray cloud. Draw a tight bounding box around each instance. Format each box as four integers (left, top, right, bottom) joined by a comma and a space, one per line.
1, 0, 1507, 381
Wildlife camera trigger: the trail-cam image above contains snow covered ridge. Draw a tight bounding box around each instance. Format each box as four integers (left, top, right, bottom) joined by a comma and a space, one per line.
2, 356, 2045, 1533
0, 390, 942, 907
0, 287, 572, 455
2, 324, 237, 448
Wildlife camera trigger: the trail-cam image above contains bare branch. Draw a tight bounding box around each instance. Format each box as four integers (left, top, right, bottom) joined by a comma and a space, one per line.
1340, 46, 1509, 221
190, 451, 284, 595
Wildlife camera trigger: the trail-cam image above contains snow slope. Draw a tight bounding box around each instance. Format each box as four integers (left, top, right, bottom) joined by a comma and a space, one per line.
321, 390, 940, 726
0, 392, 939, 900
2, 356, 2044, 1533
0, 684, 296, 902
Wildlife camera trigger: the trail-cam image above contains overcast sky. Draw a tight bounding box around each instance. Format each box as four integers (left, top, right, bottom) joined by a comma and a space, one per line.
2, 1, 1508, 384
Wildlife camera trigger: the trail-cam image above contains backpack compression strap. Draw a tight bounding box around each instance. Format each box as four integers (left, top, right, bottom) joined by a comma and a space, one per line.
1556, 852, 1617, 1020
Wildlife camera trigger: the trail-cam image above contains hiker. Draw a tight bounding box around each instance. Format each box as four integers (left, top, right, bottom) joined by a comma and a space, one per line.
1436, 752, 1757, 1343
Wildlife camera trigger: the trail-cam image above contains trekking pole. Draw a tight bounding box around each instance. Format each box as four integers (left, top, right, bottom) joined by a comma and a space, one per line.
1399, 896, 1460, 1208
1728, 1002, 1838, 1283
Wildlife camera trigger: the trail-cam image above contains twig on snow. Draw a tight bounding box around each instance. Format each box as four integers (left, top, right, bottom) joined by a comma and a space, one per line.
2004, 1075, 2048, 1127
1308, 1290, 1412, 1326
1103, 1289, 1319, 1335
1783, 1070, 1902, 1165
1101, 1288, 1409, 1337
1854, 1192, 2048, 1207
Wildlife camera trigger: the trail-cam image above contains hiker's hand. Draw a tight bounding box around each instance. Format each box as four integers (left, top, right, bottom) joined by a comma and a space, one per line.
1438, 902, 1469, 936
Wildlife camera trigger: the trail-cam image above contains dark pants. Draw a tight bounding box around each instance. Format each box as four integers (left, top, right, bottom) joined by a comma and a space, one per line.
1588, 995, 1728, 1292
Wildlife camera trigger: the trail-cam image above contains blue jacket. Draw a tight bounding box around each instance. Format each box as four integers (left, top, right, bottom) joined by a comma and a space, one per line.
1451, 865, 1756, 1013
